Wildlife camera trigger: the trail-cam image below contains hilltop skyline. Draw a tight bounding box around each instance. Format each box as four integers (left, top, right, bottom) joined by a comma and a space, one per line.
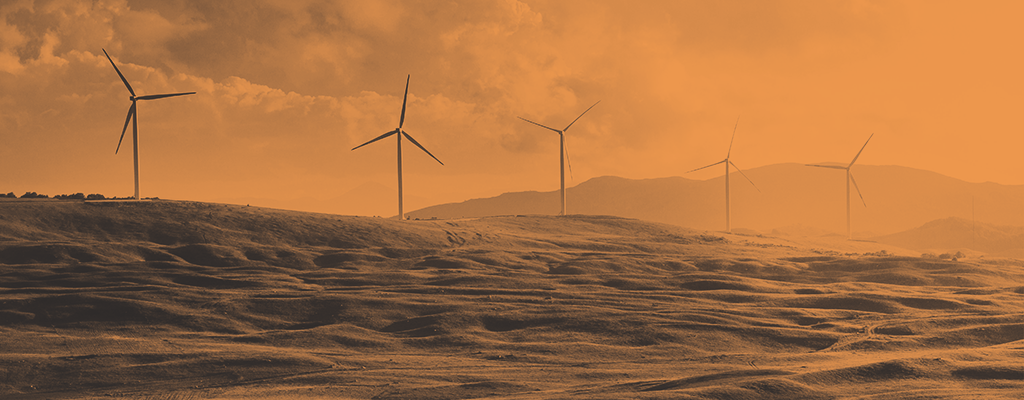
1, 1, 1021, 214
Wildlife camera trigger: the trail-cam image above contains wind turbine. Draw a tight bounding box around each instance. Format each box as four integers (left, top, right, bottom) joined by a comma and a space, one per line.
806, 133, 874, 240
103, 49, 195, 200
518, 101, 600, 216
351, 75, 443, 220
687, 117, 760, 232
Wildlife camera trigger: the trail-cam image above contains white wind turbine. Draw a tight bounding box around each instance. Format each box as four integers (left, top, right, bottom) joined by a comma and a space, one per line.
806, 133, 874, 239
103, 49, 196, 200
351, 75, 443, 220
518, 101, 600, 216
687, 118, 760, 232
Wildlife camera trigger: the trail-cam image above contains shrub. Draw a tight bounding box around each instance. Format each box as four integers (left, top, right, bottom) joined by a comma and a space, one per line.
86, 194, 106, 200
19, 192, 48, 199
937, 252, 965, 260
2, 192, 15, 198
697, 234, 724, 243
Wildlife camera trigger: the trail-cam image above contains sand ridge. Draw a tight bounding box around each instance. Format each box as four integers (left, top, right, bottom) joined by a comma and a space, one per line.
1, 200, 1021, 399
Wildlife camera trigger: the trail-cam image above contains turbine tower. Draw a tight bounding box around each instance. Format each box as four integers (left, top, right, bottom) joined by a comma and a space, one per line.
687, 117, 760, 232
806, 133, 874, 239
351, 75, 443, 220
518, 101, 600, 216
103, 49, 195, 200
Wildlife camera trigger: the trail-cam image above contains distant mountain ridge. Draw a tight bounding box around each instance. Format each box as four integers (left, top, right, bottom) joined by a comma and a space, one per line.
408, 163, 1024, 236
873, 217, 1024, 257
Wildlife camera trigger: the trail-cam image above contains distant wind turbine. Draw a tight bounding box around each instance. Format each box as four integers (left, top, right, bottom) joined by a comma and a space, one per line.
687, 117, 760, 232
518, 101, 600, 216
806, 133, 874, 240
103, 49, 195, 200
351, 75, 443, 220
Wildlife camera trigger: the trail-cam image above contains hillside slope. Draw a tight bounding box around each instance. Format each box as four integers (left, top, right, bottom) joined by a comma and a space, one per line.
1, 200, 1022, 399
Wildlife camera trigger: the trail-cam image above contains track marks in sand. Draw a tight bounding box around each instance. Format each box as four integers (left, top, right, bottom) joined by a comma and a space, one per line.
638, 369, 796, 391
581, 370, 829, 400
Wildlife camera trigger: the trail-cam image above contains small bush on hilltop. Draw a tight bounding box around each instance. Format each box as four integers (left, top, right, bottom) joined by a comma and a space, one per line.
5, 192, 110, 200
923, 251, 966, 260
938, 251, 965, 260
697, 234, 725, 243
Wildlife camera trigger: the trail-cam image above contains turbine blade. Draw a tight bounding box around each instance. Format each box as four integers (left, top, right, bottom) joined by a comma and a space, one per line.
729, 160, 760, 192
805, 163, 847, 170
136, 92, 196, 100
850, 172, 867, 207
402, 131, 443, 165
116, 103, 136, 154
726, 116, 739, 159
102, 49, 136, 97
686, 159, 726, 173
563, 133, 573, 180
399, 75, 409, 129
848, 133, 874, 168
351, 130, 398, 151
517, 117, 561, 133
563, 100, 600, 132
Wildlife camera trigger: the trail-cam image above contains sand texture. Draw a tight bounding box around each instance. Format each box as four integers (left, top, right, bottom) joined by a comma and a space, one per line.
1, 200, 1022, 399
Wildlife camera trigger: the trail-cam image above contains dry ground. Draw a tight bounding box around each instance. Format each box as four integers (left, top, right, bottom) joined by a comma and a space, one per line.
0, 200, 1021, 399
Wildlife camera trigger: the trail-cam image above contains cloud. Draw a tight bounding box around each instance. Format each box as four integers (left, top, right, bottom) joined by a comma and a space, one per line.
0, 0, 1020, 216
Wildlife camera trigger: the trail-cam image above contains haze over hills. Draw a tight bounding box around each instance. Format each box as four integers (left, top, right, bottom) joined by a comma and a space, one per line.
408, 163, 1024, 237
872, 217, 1024, 258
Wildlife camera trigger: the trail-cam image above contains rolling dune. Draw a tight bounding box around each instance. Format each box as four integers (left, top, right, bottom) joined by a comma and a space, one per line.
1, 200, 1021, 399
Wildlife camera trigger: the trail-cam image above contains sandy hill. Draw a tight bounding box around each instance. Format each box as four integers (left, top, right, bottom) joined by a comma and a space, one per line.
407, 163, 1024, 237
873, 217, 1024, 258
1, 199, 1022, 399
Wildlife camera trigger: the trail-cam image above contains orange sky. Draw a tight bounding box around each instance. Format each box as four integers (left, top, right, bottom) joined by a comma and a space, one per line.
1, 0, 1021, 216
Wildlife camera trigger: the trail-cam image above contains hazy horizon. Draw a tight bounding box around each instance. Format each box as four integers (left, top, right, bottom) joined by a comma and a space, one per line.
3, 161, 1022, 228
2, 0, 1022, 216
